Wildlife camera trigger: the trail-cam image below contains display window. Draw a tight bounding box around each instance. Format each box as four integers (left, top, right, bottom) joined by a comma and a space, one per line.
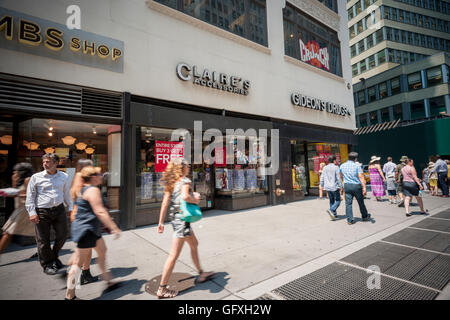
290, 140, 307, 195
307, 143, 348, 188
10, 119, 120, 211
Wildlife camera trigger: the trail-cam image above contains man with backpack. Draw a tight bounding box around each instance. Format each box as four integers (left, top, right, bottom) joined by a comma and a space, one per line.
395, 156, 408, 207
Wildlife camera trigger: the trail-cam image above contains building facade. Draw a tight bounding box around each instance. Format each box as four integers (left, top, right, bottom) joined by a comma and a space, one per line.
0, 0, 355, 230
353, 52, 450, 168
347, 0, 450, 84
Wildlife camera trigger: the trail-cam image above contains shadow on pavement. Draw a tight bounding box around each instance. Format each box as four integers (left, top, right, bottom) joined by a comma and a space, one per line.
94, 279, 148, 300
110, 266, 138, 278
179, 271, 230, 297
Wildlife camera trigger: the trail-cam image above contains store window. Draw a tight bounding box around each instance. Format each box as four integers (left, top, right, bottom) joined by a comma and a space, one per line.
429, 96, 446, 117
307, 143, 348, 188
408, 72, 422, 91
17, 119, 121, 211
155, 0, 268, 46
427, 66, 443, 87
283, 3, 342, 76
136, 126, 270, 214
291, 140, 307, 195
390, 77, 401, 95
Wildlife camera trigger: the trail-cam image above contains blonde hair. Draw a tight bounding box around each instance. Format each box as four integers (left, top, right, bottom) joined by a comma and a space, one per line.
159, 158, 188, 193
70, 166, 101, 200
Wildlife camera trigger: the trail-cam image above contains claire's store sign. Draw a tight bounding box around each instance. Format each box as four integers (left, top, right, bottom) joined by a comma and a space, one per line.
299, 39, 329, 71
0, 7, 124, 73
176, 63, 250, 96
291, 92, 351, 117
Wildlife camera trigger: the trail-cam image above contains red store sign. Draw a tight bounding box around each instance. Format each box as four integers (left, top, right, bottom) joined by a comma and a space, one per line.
155, 141, 184, 172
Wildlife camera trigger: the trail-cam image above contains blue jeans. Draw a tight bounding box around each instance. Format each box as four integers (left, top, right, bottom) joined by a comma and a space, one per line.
327, 190, 341, 215
438, 172, 449, 196
344, 183, 369, 222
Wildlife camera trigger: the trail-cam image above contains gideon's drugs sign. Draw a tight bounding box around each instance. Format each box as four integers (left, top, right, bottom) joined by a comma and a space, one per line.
291, 92, 351, 117
176, 63, 250, 96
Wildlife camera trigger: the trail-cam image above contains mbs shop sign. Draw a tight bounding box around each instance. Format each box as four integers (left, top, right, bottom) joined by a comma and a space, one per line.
0, 7, 124, 73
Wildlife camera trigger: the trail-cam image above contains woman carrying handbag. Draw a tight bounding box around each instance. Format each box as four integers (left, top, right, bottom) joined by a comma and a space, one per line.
156, 158, 214, 299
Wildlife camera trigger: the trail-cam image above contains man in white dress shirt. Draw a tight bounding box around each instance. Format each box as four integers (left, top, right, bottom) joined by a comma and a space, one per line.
26, 153, 73, 275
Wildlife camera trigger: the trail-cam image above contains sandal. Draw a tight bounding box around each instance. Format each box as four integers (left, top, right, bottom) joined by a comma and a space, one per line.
197, 271, 216, 283
157, 285, 178, 299
420, 209, 429, 215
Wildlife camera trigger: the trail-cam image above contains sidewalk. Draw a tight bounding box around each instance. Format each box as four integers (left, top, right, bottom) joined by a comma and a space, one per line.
0, 193, 449, 300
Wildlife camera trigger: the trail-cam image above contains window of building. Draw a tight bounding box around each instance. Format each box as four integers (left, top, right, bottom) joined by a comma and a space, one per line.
355, 1, 362, 14
357, 20, 364, 34
369, 111, 378, 124
429, 96, 446, 117
376, 50, 386, 65
410, 100, 426, 120
349, 26, 356, 39
283, 3, 342, 76
317, 0, 338, 13
379, 82, 387, 98
352, 64, 359, 76
351, 44, 357, 57
368, 86, 377, 102
393, 104, 403, 120
408, 72, 422, 91
358, 39, 365, 54
367, 34, 374, 49
358, 90, 366, 105
427, 66, 443, 86
360, 59, 367, 73
155, 0, 268, 46
360, 113, 369, 126
375, 29, 383, 44
368, 55, 375, 70
390, 77, 401, 95
381, 107, 390, 122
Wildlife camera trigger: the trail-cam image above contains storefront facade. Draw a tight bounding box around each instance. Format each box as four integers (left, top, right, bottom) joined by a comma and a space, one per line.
1, 0, 356, 230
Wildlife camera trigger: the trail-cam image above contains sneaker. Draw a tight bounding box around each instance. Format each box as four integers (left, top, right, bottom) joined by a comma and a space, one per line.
397, 200, 404, 207
406, 213, 412, 217
80, 269, 99, 285
43, 264, 58, 275
326, 209, 335, 221
347, 220, 355, 225
362, 214, 371, 222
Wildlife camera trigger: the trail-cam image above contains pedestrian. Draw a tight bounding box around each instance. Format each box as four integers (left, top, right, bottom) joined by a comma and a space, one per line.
340, 152, 371, 225
383, 157, 398, 204
320, 155, 343, 221
157, 158, 214, 299
401, 158, 428, 216
433, 155, 449, 197
422, 165, 430, 192
446, 160, 450, 190
69, 159, 99, 285
428, 162, 438, 196
25, 154, 73, 275
368, 156, 386, 201
65, 166, 121, 300
0, 163, 34, 254
395, 156, 408, 207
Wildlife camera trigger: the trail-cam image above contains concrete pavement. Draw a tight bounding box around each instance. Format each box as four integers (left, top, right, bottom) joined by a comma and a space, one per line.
0, 193, 449, 300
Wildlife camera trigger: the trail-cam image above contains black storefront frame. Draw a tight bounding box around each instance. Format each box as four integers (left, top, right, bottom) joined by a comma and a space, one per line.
120, 95, 357, 229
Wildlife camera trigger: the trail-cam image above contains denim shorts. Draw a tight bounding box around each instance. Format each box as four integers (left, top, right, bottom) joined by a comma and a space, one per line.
171, 213, 192, 238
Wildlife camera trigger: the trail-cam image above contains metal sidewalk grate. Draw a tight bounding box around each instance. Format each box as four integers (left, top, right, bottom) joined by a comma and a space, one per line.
383, 228, 450, 253
271, 263, 438, 300
432, 210, 450, 220
340, 242, 415, 272
411, 255, 450, 290
410, 218, 450, 233
255, 294, 277, 300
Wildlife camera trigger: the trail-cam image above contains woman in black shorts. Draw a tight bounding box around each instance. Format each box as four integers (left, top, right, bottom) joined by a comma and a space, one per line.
401, 159, 428, 217
156, 158, 214, 299
65, 166, 121, 300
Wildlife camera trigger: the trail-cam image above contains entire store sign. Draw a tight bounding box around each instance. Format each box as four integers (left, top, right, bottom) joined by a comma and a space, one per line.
299, 39, 329, 71
0, 7, 124, 72
176, 63, 251, 96
291, 92, 352, 117
155, 141, 184, 173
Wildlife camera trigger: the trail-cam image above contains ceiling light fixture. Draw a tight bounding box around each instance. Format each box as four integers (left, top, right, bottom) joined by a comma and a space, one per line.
76, 142, 87, 150
61, 136, 76, 145
0, 135, 12, 145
